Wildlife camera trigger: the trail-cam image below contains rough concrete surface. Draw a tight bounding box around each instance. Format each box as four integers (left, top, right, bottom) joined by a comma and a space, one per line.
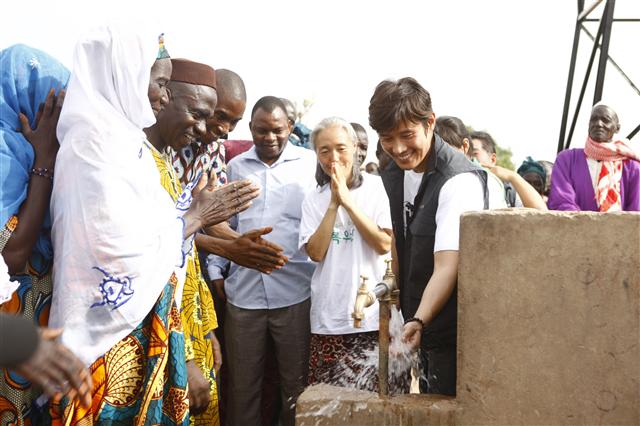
457, 210, 640, 425
296, 384, 456, 425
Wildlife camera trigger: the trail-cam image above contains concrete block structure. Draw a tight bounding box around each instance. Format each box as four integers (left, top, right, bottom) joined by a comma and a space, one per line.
297, 211, 640, 425
457, 210, 639, 425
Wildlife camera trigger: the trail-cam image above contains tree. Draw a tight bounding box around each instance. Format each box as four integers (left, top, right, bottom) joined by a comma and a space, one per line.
467, 125, 515, 170
496, 145, 515, 170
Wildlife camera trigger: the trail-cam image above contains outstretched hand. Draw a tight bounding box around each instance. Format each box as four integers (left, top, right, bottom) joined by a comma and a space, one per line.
226, 227, 288, 274
401, 321, 422, 351
191, 179, 259, 229
15, 327, 92, 408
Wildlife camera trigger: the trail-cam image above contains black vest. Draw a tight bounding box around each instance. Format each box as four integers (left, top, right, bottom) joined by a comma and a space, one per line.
381, 135, 488, 348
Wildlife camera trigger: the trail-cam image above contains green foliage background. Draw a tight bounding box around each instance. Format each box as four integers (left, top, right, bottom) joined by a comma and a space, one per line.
496, 145, 515, 170
466, 125, 515, 170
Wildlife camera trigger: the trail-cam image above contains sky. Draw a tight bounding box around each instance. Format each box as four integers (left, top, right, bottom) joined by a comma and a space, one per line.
2, 0, 638, 167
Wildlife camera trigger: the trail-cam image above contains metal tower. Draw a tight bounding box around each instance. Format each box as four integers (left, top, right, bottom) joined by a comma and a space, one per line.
557, 0, 639, 152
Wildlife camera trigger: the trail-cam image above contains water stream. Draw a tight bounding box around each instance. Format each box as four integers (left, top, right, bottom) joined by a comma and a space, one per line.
322, 305, 421, 395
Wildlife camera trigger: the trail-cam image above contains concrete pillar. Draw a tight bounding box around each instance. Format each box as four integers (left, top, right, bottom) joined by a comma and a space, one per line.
457, 211, 640, 425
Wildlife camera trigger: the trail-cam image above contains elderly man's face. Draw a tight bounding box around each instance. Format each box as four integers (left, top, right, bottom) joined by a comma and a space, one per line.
589, 105, 620, 143
148, 58, 172, 117
158, 82, 218, 151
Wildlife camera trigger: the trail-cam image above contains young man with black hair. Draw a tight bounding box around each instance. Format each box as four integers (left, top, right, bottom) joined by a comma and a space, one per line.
369, 77, 490, 396
470, 130, 518, 207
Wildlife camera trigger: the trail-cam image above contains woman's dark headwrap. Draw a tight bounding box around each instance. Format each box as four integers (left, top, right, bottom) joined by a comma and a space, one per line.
517, 156, 546, 195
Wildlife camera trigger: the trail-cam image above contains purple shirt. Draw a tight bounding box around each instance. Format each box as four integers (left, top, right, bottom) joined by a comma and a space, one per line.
548, 148, 640, 211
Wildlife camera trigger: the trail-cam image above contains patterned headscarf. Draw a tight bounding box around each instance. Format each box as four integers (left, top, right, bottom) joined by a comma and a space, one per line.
584, 136, 639, 212
157, 33, 170, 59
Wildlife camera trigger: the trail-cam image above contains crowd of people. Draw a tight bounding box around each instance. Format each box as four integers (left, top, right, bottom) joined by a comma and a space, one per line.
1, 26, 638, 426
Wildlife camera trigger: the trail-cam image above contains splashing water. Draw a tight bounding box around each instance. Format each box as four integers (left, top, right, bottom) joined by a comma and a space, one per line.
389, 305, 429, 391
388, 305, 416, 384
319, 305, 423, 395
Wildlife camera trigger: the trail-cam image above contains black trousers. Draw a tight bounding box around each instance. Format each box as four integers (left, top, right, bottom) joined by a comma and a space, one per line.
418, 341, 456, 396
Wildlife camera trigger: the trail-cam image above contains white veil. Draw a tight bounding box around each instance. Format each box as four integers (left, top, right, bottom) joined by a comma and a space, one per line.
50, 26, 184, 366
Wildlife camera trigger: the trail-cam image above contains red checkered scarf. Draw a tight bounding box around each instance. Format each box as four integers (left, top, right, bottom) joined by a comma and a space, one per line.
584, 136, 640, 212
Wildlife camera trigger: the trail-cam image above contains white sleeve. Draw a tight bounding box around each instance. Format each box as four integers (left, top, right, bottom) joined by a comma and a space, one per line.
487, 174, 508, 209
298, 189, 322, 251
0, 256, 19, 306
372, 179, 392, 230
434, 172, 485, 253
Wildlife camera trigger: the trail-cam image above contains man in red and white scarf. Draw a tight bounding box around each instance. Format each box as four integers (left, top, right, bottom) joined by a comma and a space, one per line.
548, 104, 640, 212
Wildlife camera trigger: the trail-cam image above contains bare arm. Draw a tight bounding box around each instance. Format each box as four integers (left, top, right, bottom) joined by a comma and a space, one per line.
402, 250, 459, 349
305, 203, 338, 262
3, 89, 63, 274
390, 234, 399, 277
200, 214, 287, 269
204, 221, 239, 240
414, 250, 459, 324
487, 165, 547, 210
183, 179, 259, 238
3, 174, 54, 274
197, 230, 286, 274
325, 161, 391, 256
342, 201, 392, 255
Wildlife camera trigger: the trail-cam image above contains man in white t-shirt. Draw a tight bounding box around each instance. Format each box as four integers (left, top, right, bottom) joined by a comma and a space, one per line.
369, 77, 489, 396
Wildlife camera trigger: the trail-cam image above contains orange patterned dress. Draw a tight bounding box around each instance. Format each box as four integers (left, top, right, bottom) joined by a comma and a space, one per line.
147, 142, 220, 425
0, 216, 53, 426
47, 144, 191, 425
48, 273, 190, 425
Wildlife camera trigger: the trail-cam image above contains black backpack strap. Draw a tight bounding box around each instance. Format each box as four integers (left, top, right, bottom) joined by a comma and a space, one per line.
474, 169, 490, 210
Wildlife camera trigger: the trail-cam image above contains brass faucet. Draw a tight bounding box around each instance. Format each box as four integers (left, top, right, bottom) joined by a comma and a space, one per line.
352, 276, 375, 329
351, 260, 398, 397
352, 260, 397, 328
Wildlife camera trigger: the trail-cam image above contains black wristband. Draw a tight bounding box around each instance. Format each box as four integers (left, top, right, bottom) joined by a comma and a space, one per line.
404, 317, 424, 328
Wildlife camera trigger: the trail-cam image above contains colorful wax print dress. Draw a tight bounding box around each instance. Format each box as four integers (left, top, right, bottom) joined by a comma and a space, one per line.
48, 270, 190, 425
148, 142, 220, 426
0, 216, 52, 426
48, 145, 191, 425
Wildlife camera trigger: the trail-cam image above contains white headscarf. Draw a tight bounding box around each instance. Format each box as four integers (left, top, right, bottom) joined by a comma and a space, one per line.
50, 26, 185, 366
